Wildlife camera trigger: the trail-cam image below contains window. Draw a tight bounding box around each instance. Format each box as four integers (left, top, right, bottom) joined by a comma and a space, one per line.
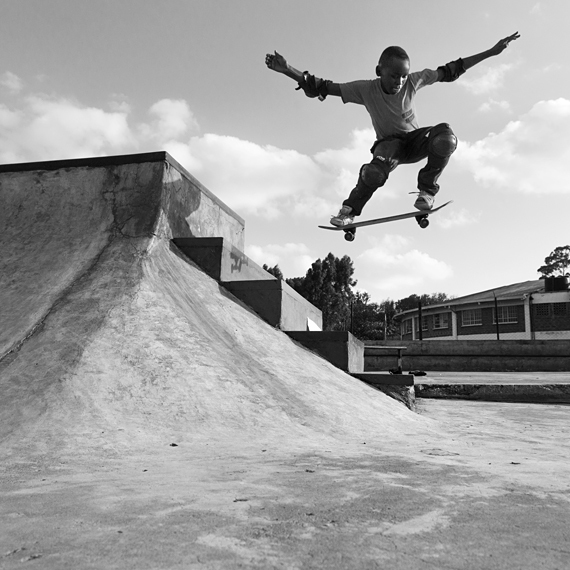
402, 319, 413, 334
553, 303, 568, 316
534, 303, 569, 317
462, 309, 482, 327
493, 305, 518, 324
416, 316, 428, 331
433, 313, 449, 329
535, 304, 550, 317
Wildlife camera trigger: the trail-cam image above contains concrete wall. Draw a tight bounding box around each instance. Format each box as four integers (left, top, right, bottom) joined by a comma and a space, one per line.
365, 340, 570, 372
161, 157, 245, 251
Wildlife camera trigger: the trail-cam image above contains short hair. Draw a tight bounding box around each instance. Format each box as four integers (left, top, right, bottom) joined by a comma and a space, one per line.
378, 46, 410, 67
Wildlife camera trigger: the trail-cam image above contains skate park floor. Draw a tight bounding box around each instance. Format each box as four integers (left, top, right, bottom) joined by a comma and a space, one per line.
2, 389, 569, 570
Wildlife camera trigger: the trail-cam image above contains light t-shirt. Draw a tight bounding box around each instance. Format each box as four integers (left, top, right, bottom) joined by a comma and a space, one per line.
339, 69, 439, 140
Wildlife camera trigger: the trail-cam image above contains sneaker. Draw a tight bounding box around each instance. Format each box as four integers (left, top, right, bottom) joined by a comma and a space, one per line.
414, 191, 435, 211
330, 205, 354, 227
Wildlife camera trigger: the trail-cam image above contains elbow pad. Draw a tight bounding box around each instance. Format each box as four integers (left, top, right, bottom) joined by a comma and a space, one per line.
295, 72, 332, 101
437, 58, 466, 82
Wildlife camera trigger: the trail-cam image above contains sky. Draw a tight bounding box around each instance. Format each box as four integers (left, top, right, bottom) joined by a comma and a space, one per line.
1, 0, 569, 303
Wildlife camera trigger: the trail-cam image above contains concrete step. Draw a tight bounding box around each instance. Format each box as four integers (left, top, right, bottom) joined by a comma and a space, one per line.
415, 383, 570, 403
172, 237, 272, 282
172, 237, 323, 332
223, 280, 322, 332
351, 372, 413, 386
286, 331, 364, 373
350, 372, 415, 410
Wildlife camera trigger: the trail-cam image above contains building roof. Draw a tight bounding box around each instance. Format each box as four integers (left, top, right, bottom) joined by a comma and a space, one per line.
398, 280, 545, 316
450, 279, 544, 305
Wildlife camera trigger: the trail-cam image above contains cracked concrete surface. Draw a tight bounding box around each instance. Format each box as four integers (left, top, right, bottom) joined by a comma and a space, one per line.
2, 401, 570, 569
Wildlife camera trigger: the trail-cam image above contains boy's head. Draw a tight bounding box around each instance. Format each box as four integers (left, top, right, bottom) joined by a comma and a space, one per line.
376, 46, 410, 95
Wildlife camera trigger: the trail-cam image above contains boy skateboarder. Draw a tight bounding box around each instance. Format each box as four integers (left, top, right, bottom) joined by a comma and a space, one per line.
265, 32, 519, 226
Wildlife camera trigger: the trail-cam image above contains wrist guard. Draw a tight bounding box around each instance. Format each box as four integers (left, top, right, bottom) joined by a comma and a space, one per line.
437, 58, 466, 82
296, 72, 332, 101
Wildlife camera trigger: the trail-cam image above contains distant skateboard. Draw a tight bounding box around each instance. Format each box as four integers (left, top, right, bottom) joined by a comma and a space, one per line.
319, 200, 453, 241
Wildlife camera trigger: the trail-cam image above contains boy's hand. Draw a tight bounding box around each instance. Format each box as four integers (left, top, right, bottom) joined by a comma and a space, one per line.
489, 32, 520, 56
265, 51, 288, 73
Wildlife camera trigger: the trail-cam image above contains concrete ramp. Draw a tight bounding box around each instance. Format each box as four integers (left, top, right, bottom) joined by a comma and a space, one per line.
0, 152, 424, 456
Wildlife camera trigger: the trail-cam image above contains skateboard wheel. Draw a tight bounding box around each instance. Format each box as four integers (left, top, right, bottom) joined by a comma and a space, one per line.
418, 217, 429, 229
344, 231, 355, 242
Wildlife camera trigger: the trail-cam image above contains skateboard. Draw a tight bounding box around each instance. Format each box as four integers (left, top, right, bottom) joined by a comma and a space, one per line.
318, 200, 453, 242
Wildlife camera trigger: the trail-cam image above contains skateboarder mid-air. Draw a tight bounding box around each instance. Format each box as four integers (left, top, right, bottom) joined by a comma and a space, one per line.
265, 32, 520, 227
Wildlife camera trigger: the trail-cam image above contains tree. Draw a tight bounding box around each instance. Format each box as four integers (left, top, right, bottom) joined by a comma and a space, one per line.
263, 264, 284, 280
350, 291, 384, 340
395, 292, 452, 313
286, 253, 357, 330
390, 293, 453, 338
537, 246, 570, 278
380, 298, 400, 339
266, 253, 452, 340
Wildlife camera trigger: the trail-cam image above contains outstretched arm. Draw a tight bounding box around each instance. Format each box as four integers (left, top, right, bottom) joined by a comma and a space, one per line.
437, 32, 520, 82
462, 32, 520, 70
265, 51, 341, 99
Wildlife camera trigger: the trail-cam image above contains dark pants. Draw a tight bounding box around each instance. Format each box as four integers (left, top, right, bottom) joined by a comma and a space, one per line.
343, 123, 456, 216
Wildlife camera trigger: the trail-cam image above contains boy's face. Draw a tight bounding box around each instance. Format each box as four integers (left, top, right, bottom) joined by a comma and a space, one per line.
379, 57, 410, 95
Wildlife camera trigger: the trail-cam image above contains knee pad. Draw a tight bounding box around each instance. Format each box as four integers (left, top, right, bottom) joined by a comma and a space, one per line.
429, 123, 457, 158
360, 159, 389, 189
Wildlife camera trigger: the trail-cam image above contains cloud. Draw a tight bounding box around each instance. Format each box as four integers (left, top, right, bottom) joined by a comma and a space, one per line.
109, 99, 131, 114
455, 98, 570, 194
182, 134, 324, 218
542, 63, 562, 73
314, 128, 372, 190
1, 71, 23, 94
246, 242, 314, 277
0, 95, 134, 162
438, 208, 479, 229
175, 128, 380, 219
0, 104, 22, 129
0, 79, 373, 219
354, 235, 453, 298
139, 99, 198, 141
246, 236, 455, 296
458, 63, 516, 95
478, 99, 511, 113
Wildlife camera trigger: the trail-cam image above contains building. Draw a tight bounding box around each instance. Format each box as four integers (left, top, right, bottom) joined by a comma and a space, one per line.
398, 278, 570, 341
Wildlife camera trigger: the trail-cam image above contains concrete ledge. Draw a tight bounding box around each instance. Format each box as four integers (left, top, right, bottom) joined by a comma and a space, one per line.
223, 280, 323, 331
172, 237, 272, 283
286, 331, 364, 373
351, 373, 415, 409
365, 340, 570, 372
374, 385, 415, 410
350, 372, 413, 386
415, 383, 570, 403
0, 151, 172, 172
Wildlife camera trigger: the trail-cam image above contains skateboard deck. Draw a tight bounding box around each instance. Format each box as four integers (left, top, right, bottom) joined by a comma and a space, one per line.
318, 200, 453, 241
